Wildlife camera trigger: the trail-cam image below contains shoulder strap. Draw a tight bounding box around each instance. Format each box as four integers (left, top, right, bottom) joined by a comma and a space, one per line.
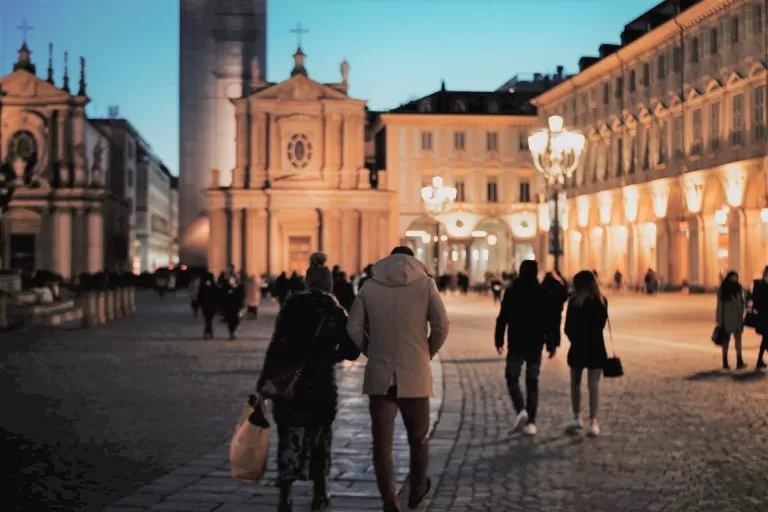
603, 298, 616, 357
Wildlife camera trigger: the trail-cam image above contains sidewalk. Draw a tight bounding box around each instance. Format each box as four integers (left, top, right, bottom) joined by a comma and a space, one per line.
102, 358, 444, 512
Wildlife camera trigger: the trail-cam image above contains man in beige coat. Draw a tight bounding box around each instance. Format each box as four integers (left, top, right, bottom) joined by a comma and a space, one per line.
347, 246, 449, 511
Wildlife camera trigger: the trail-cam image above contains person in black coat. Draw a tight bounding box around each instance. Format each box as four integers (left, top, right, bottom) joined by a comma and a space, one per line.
196, 272, 219, 339
494, 260, 552, 436
564, 270, 608, 437
221, 275, 245, 340
257, 265, 361, 512
541, 271, 569, 351
333, 271, 355, 311
750, 266, 768, 369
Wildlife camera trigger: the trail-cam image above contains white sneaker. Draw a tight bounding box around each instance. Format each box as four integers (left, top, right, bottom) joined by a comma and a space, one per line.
587, 419, 600, 437
523, 423, 537, 436
512, 410, 529, 432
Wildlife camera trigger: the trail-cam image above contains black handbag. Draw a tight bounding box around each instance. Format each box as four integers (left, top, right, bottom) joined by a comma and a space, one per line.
603, 315, 624, 378
744, 310, 758, 329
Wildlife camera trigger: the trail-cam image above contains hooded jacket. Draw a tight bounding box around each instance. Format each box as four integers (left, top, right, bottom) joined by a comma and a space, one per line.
347, 253, 449, 397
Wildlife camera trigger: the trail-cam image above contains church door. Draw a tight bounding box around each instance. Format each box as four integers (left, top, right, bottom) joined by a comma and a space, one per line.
10, 234, 36, 274
287, 236, 312, 274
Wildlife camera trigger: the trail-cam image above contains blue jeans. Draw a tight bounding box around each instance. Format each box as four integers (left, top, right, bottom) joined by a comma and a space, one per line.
505, 355, 541, 423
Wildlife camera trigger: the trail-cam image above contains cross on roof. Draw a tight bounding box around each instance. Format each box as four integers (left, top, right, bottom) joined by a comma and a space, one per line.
289, 22, 309, 48
16, 19, 33, 43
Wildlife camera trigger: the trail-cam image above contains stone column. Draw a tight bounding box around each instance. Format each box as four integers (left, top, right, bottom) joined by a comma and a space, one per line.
626, 224, 637, 288
230, 208, 244, 271
51, 208, 73, 280
687, 215, 704, 287
654, 220, 669, 287
268, 210, 281, 275
339, 210, 359, 273
377, 213, 389, 262
703, 216, 720, 288
72, 209, 84, 276
233, 103, 248, 188
666, 221, 684, 287
744, 209, 764, 281
245, 209, 267, 277
250, 111, 267, 188
325, 114, 342, 186
87, 206, 104, 273
208, 208, 227, 276
322, 209, 342, 267
72, 107, 86, 185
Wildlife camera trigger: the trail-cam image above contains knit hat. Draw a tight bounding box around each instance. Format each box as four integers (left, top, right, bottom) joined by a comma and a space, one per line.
309, 252, 327, 267
306, 265, 333, 292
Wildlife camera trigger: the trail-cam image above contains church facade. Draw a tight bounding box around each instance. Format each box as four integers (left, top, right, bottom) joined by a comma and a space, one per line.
0, 42, 126, 278
205, 49, 397, 277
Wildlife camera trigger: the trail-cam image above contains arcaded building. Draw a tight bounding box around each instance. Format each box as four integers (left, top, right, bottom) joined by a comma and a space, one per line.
532, 0, 767, 289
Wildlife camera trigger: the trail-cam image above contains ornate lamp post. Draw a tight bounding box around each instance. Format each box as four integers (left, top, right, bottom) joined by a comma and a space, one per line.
421, 176, 457, 277
528, 115, 586, 274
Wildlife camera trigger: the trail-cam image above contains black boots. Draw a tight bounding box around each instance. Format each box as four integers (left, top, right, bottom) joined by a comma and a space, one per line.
311, 477, 331, 510
278, 483, 293, 512
722, 355, 730, 370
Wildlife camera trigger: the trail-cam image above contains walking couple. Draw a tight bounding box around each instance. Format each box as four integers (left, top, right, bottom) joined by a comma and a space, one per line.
496, 261, 609, 437
257, 246, 448, 512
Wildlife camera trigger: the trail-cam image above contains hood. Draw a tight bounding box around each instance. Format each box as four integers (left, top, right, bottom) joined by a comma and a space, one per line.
371, 254, 429, 287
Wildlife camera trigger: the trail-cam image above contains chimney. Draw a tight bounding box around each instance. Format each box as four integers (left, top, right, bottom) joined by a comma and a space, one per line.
556, 65, 564, 79
533, 73, 542, 81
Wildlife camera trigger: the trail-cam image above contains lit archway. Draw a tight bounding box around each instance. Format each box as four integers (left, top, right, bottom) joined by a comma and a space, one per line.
469, 218, 516, 283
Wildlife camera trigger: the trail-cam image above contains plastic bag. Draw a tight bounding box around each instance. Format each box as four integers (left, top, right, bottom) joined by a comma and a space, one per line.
229, 395, 270, 483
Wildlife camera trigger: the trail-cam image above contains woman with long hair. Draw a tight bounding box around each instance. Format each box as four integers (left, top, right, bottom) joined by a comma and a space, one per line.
717, 271, 746, 369
564, 270, 608, 437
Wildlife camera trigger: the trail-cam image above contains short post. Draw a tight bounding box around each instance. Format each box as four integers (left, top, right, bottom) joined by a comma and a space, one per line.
97, 291, 106, 324
0, 293, 8, 329
105, 289, 114, 321
81, 292, 97, 328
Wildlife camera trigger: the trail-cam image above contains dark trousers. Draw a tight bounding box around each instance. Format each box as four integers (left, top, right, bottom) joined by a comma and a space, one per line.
369, 386, 430, 509
505, 355, 541, 423
759, 335, 768, 362
202, 310, 215, 337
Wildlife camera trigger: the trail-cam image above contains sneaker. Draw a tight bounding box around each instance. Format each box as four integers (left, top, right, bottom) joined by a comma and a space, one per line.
523, 423, 537, 436
511, 410, 529, 432
587, 419, 600, 438
566, 417, 583, 434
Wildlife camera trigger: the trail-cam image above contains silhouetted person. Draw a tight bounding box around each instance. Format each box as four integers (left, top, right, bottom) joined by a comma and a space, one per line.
197, 272, 219, 339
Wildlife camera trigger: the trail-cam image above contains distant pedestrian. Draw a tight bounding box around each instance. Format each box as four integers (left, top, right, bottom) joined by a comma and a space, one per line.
613, 270, 622, 292
490, 276, 504, 303
222, 275, 245, 340
275, 272, 289, 307
750, 267, 768, 370
188, 272, 201, 319
564, 270, 608, 437
716, 271, 746, 370
347, 246, 449, 512
541, 271, 569, 353
495, 260, 552, 436
197, 272, 219, 340
257, 263, 360, 512
333, 271, 355, 311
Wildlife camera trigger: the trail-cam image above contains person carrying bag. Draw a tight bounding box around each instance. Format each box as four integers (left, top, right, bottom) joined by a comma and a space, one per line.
229, 394, 271, 483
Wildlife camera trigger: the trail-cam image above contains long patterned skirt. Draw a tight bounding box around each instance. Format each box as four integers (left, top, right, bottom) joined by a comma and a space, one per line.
276, 424, 332, 485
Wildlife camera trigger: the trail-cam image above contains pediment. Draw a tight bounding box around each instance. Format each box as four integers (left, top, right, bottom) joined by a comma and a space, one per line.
598, 123, 612, 138
609, 116, 623, 132
622, 109, 637, 128
652, 100, 667, 117
0, 70, 72, 101
725, 71, 743, 86
638, 106, 653, 124
748, 61, 766, 78
685, 86, 701, 102
705, 79, 721, 93
250, 74, 350, 101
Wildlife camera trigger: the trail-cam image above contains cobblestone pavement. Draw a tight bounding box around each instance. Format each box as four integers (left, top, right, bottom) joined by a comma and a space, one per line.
424, 293, 768, 512
2, 291, 441, 512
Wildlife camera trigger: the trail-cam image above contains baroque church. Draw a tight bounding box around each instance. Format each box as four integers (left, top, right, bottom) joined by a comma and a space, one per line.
205, 47, 397, 276
0, 41, 125, 278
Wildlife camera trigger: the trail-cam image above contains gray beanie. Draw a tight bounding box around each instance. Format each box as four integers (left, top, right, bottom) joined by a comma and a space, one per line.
306, 265, 333, 292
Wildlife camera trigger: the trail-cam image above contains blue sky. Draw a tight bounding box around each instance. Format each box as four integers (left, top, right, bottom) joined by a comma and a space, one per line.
1, 0, 660, 175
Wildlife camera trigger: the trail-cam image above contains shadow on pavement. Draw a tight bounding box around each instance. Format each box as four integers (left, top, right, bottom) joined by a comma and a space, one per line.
731, 371, 766, 382
684, 369, 766, 382
441, 357, 504, 365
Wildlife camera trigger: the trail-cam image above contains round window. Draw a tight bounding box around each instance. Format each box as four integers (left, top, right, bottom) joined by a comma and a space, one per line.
287, 134, 313, 169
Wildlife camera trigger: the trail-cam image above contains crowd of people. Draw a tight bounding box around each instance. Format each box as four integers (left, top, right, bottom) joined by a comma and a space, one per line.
186, 265, 247, 340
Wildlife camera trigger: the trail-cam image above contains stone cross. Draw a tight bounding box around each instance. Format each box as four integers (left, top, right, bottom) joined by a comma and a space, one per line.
290, 22, 309, 47
16, 19, 33, 43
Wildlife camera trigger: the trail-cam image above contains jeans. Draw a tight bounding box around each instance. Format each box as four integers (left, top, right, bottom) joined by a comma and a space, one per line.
505, 355, 541, 423
369, 386, 430, 509
570, 368, 601, 419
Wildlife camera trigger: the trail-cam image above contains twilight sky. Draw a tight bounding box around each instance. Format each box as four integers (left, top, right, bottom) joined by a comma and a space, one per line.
0, 0, 659, 175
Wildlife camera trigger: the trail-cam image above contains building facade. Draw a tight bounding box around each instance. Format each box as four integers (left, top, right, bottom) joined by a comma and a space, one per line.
205, 49, 395, 277
376, 83, 552, 283
532, 0, 767, 289
136, 155, 177, 272
179, 0, 267, 266
0, 42, 119, 279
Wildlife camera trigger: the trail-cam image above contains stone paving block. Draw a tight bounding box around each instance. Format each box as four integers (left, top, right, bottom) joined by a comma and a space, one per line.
148, 502, 220, 512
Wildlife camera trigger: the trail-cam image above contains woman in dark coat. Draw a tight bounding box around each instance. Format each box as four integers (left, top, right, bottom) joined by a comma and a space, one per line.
717, 271, 746, 369
222, 275, 245, 340
750, 266, 768, 369
333, 271, 355, 311
257, 262, 361, 512
196, 272, 219, 339
564, 270, 608, 438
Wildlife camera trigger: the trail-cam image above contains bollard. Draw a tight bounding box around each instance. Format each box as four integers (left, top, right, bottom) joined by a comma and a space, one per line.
97, 291, 106, 324
113, 288, 123, 319
105, 289, 115, 321
128, 287, 136, 312
80, 292, 94, 328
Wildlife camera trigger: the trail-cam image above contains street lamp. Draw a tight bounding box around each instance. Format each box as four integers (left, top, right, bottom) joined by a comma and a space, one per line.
421, 176, 457, 277
528, 115, 586, 273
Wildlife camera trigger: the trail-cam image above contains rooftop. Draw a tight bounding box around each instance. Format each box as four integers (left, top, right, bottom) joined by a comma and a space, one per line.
388, 80, 538, 116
